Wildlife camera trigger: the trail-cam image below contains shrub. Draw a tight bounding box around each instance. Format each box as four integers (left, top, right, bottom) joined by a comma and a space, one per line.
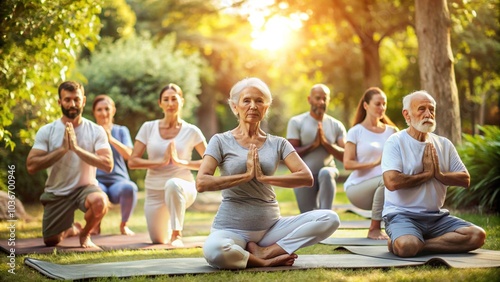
446, 125, 500, 212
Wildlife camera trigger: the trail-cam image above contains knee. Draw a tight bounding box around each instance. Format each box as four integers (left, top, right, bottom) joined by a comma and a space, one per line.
317, 210, 341, 233
203, 235, 247, 269
150, 235, 166, 244
469, 226, 486, 249
393, 236, 422, 257
121, 182, 138, 197
165, 179, 182, 194
90, 194, 108, 216
318, 168, 337, 185
44, 234, 62, 247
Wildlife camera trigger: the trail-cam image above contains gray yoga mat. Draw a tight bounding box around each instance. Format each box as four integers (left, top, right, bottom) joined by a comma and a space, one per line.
339, 220, 384, 229
334, 204, 373, 219
321, 237, 388, 246
0, 234, 205, 255
25, 254, 423, 280
338, 245, 500, 268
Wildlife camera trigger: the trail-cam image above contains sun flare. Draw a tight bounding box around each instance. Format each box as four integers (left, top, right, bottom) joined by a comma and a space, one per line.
251, 15, 301, 51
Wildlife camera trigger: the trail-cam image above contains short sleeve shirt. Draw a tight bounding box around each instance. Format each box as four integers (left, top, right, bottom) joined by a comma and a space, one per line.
381, 130, 467, 216
344, 124, 397, 189
96, 124, 133, 183
204, 131, 295, 231
135, 119, 205, 190
32, 118, 110, 195
286, 112, 346, 174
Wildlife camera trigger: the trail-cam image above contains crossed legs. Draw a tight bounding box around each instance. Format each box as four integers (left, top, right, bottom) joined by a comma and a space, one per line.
389, 226, 486, 257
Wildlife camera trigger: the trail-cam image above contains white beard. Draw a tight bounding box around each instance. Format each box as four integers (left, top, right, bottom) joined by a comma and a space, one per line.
411, 118, 436, 133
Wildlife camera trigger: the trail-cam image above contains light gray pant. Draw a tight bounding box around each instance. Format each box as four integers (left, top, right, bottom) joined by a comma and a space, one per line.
144, 178, 197, 244
203, 210, 340, 269
345, 176, 385, 220
293, 167, 338, 213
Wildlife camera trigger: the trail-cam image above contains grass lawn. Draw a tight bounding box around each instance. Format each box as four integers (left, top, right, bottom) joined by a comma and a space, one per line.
1, 183, 499, 281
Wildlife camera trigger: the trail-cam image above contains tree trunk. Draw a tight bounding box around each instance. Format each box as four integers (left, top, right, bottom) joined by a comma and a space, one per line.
196, 84, 218, 140
415, 0, 462, 144
361, 38, 382, 89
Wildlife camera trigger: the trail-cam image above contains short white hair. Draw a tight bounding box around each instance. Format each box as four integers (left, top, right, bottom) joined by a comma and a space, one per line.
228, 77, 272, 116
402, 90, 436, 126
402, 90, 436, 111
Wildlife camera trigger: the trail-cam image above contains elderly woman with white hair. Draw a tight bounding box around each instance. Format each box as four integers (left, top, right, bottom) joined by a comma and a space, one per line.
196, 77, 340, 269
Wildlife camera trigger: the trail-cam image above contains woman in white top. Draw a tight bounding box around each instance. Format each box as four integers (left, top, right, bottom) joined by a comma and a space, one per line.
128, 83, 207, 246
343, 87, 397, 240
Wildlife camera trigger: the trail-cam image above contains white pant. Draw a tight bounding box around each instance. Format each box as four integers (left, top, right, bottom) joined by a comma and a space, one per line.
144, 178, 197, 244
203, 209, 340, 269
345, 176, 385, 220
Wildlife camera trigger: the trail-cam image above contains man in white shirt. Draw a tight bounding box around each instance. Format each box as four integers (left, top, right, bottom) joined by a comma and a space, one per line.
382, 90, 485, 257
27, 81, 113, 248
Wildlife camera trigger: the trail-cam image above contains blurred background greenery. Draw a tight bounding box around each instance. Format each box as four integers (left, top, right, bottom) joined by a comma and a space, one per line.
1, 0, 498, 211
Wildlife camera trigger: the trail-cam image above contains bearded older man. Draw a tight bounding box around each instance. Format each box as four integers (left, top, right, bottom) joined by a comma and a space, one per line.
381, 90, 486, 258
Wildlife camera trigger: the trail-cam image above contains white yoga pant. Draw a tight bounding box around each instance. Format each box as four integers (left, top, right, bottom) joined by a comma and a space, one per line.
293, 167, 338, 213
345, 176, 385, 220
144, 178, 197, 244
203, 209, 340, 269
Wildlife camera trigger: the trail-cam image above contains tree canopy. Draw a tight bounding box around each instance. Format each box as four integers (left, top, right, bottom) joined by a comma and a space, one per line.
1, 0, 103, 149
1, 0, 498, 201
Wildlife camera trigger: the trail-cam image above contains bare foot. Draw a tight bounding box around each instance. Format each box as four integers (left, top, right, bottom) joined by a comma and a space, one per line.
65, 223, 82, 237
367, 229, 389, 240
247, 252, 298, 267
387, 238, 394, 254
80, 234, 98, 248
265, 253, 297, 267
170, 238, 184, 248
120, 225, 135, 236
168, 232, 184, 247
246, 241, 298, 267
247, 241, 286, 259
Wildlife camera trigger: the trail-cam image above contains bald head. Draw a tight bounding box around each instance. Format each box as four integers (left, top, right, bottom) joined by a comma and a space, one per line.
310, 84, 330, 96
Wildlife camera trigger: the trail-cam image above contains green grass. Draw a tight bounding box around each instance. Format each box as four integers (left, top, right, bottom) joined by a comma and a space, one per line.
1, 185, 499, 281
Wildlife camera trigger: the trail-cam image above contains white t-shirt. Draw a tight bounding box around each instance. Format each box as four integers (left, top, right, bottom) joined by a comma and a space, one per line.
286, 112, 346, 174
32, 118, 110, 196
344, 124, 397, 189
381, 130, 467, 216
135, 119, 205, 190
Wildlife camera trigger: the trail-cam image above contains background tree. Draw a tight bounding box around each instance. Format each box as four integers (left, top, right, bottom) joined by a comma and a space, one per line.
0, 0, 102, 149
79, 34, 203, 138
451, 0, 500, 134
99, 0, 136, 40
415, 0, 461, 143
0, 0, 103, 201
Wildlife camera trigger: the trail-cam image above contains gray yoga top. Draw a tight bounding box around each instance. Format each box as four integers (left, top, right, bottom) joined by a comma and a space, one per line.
204, 131, 295, 231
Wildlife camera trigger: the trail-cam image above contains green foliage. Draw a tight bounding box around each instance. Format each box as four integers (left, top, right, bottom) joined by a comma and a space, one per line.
0, 110, 48, 202
0, 0, 103, 149
447, 125, 500, 212
78, 34, 204, 137
451, 0, 500, 133
99, 0, 136, 40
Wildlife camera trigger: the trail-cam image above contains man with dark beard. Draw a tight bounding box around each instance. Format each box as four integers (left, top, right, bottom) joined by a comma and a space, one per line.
381, 90, 486, 258
27, 81, 113, 248
286, 84, 346, 213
